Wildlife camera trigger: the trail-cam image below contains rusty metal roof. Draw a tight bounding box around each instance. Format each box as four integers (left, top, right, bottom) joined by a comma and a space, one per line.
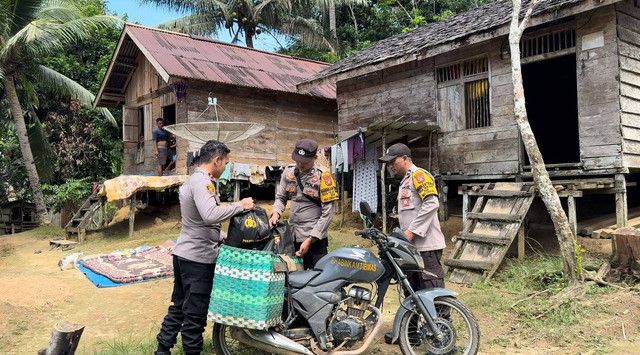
95, 24, 335, 107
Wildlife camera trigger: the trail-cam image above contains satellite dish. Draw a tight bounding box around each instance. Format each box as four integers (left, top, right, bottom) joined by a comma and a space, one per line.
164, 122, 265, 144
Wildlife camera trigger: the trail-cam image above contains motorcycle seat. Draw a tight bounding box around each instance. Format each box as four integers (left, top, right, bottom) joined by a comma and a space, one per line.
288, 270, 321, 288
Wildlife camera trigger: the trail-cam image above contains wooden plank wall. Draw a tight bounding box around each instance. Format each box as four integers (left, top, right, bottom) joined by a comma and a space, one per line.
576, 6, 623, 170
336, 59, 437, 132
123, 55, 180, 175
436, 40, 520, 176
617, 0, 640, 168
182, 81, 337, 170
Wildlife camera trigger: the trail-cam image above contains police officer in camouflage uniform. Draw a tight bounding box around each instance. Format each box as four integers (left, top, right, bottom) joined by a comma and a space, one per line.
269, 139, 339, 270
155, 140, 254, 355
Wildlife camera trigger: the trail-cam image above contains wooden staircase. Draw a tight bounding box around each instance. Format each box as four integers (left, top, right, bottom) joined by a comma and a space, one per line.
444, 182, 536, 283
64, 184, 105, 242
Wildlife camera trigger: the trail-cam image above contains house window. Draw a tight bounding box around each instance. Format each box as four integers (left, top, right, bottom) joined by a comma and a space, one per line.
436, 57, 490, 131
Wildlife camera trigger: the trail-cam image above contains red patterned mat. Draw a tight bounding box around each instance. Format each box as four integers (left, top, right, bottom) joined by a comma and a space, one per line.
82, 245, 173, 284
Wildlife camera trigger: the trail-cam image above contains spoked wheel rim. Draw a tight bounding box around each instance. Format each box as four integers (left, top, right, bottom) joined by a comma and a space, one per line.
212, 323, 269, 355
399, 298, 479, 355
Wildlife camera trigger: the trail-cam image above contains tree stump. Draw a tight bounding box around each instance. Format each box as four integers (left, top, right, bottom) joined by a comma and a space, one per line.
38, 321, 85, 355
611, 227, 640, 281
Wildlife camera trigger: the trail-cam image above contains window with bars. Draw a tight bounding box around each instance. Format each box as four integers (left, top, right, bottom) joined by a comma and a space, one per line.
520, 29, 576, 58
436, 57, 490, 130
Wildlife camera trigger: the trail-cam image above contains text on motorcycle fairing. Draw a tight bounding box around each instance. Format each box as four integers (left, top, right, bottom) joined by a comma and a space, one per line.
331, 257, 377, 272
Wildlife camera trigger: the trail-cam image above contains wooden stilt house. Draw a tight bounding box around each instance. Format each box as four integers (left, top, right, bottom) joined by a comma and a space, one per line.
95, 24, 337, 183
300, 0, 640, 281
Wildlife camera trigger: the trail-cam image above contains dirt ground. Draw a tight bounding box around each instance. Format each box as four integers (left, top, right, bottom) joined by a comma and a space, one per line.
0, 203, 639, 354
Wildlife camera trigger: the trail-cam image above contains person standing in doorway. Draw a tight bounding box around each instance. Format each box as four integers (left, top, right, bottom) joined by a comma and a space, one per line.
378, 143, 447, 344
153, 117, 170, 176
155, 140, 255, 355
269, 139, 339, 269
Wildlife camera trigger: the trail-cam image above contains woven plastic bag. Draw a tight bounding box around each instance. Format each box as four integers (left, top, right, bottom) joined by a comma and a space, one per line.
208, 245, 285, 329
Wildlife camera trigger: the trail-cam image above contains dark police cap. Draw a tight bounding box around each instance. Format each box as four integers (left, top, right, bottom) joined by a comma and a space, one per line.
292, 139, 318, 163
379, 143, 411, 162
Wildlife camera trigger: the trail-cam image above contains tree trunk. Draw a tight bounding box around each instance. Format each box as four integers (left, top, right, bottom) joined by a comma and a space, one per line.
245, 30, 254, 48
611, 227, 640, 280
329, 3, 337, 39
509, 0, 580, 283
3, 74, 50, 225
38, 321, 85, 355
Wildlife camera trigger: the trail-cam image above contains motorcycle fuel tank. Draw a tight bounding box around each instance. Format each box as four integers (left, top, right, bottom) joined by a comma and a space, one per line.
309, 247, 384, 286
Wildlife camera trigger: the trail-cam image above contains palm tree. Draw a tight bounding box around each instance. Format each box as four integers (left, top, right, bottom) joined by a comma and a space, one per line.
0, 0, 120, 224
142, 0, 365, 53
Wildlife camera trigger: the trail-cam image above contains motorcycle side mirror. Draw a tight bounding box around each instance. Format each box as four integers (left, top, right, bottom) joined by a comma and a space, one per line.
359, 201, 376, 226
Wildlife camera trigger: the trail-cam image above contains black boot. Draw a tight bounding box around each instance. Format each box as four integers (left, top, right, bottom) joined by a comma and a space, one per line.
154, 342, 171, 355
384, 332, 398, 345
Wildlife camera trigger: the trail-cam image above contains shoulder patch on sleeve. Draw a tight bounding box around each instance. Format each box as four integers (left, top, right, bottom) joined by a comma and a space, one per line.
412, 169, 437, 200
205, 183, 216, 195
320, 172, 339, 203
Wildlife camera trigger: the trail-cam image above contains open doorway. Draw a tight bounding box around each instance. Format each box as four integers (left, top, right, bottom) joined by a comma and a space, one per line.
162, 104, 176, 126
522, 54, 579, 165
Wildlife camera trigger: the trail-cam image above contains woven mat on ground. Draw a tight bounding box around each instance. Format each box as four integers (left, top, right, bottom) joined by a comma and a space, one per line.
81, 244, 174, 285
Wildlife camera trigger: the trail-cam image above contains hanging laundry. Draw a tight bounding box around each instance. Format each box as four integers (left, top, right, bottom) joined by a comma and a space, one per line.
232, 163, 251, 180
249, 165, 266, 185
341, 140, 349, 173
219, 162, 232, 182
352, 145, 378, 213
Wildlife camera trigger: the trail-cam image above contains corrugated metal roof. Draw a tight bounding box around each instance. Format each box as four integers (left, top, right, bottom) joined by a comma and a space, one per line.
126, 24, 335, 99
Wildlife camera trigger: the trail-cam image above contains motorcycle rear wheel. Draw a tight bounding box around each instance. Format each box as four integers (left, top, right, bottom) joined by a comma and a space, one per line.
398, 297, 480, 355
212, 323, 271, 355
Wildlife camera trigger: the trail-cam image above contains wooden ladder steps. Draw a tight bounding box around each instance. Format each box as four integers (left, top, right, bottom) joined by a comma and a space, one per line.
475, 190, 533, 197
466, 212, 524, 222
457, 233, 511, 245
444, 259, 494, 271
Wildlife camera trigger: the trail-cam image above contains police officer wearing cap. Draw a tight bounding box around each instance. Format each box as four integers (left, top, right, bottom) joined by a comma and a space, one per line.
270, 138, 339, 269
379, 143, 448, 345
155, 140, 255, 355
380, 143, 447, 287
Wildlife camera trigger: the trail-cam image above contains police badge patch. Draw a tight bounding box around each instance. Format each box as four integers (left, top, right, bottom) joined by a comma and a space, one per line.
206, 183, 216, 195
319, 172, 339, 203
412, 169, 437, 199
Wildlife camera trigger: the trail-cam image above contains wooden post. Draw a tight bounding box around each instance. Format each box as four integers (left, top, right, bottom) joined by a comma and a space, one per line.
381, 130, 387, 234
615, 174, 627, 228
234, 180, 241, 202
518, 224, 525, 259
568, 195, 577, 236
339, 173, 346, 231
462, 191, 469, 228
128, 195, 135, 238
38, 321, 85, 355
11, 223, 15, 234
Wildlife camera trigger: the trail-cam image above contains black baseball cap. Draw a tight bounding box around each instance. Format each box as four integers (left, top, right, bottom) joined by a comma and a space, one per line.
292, 139, 318, 163
379, 143, 411, 162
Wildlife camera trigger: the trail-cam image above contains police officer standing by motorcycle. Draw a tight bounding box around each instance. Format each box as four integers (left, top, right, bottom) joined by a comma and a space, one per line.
155, 139, 255, 355
379, 143, 448, 344
269, 138, 339, 269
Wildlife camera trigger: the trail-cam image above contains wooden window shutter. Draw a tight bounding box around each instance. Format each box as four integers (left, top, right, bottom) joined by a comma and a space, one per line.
122, 106, 139, 142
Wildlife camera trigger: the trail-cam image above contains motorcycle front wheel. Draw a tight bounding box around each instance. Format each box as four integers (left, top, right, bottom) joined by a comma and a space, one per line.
212, 323, 271, 355
398, 297, 480, 355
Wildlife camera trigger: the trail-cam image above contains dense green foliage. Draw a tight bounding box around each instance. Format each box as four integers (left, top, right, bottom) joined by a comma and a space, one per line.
0, 0, 122, 213
280, 0, 495, 60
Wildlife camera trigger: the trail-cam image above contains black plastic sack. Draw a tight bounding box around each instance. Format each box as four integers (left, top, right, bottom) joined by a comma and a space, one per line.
226, 206, 271, 249
263, 221, 295, 256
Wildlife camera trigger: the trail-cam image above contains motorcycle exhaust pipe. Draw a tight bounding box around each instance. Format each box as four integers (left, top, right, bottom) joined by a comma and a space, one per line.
230, 327, 314, 355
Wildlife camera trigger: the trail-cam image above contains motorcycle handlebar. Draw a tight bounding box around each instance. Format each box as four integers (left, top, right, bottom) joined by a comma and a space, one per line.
354, 229, 368, 237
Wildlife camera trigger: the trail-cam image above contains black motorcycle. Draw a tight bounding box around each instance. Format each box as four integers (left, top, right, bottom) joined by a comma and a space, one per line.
213, 201, 480, 354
